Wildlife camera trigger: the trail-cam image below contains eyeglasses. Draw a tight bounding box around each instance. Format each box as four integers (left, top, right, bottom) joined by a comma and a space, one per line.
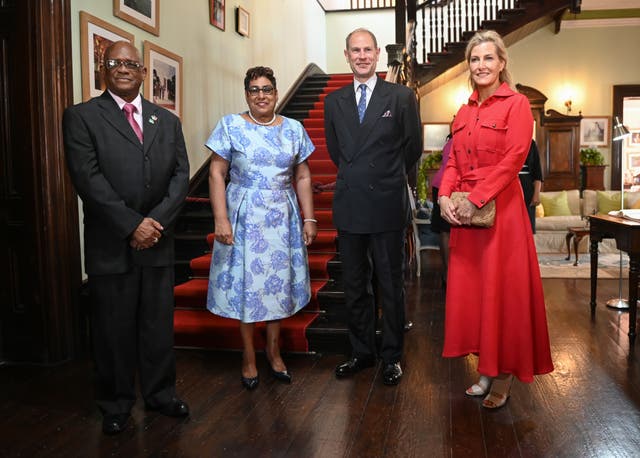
247, 85, 275, 96
104, 59, 143, 70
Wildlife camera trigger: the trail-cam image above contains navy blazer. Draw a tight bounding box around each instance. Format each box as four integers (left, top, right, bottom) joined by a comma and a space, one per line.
324, 79, 422, 233
63, 92, 189, 275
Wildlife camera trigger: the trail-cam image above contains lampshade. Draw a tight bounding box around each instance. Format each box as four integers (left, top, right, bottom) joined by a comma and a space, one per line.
613, 116, 631, 141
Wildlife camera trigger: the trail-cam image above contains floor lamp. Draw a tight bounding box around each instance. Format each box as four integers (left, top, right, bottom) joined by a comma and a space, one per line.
606, 116, 632, 309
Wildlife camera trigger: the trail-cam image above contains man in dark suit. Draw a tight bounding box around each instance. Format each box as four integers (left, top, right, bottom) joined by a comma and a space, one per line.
63, 41, 190, 434
324, 29, 422, 385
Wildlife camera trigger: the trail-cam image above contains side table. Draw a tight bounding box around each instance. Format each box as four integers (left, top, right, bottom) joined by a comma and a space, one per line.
565, 226, 590, 266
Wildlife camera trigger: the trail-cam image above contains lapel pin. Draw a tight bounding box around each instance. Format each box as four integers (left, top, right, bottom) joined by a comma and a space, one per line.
149, 114, 158, 124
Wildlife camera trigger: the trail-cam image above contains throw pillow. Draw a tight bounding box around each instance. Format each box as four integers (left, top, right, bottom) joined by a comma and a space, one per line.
540, 191, 572, 216
596, 191, 623, 214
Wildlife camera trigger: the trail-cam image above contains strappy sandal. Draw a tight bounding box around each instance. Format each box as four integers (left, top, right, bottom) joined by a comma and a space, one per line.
482, 374, 513, 409
465, 375, 492, 396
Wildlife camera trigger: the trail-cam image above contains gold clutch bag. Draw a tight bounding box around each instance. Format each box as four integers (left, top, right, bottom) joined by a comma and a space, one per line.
450, 192, 496, 228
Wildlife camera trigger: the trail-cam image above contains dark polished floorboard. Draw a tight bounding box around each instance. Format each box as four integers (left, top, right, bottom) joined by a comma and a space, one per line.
2, 251, 640, 457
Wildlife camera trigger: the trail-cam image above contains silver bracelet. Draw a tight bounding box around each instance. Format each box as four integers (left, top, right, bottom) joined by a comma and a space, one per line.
303, 218, 317, 223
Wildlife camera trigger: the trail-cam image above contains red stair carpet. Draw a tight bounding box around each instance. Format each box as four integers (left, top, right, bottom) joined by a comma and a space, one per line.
173, 73, 354, 352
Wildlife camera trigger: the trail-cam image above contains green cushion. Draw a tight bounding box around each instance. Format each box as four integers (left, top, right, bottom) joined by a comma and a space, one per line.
597, 191, 623, 214
540, 191, 572, 216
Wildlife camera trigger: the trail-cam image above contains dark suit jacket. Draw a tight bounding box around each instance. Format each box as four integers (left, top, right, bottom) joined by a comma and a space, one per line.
324, 79, 422, 233
63, 91, 189, 275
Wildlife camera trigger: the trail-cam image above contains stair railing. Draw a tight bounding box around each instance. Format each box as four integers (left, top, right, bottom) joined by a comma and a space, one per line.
276, 63, 326, 115
416, 0, 517, 63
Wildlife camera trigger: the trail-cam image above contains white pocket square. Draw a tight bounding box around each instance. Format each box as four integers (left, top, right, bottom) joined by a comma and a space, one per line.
381, 110, 392, 118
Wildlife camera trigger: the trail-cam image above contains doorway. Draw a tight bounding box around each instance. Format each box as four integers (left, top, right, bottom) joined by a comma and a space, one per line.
0, 0, 81, 364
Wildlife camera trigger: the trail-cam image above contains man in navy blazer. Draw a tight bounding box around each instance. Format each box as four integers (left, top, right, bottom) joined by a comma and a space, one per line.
324, 29, 422, 385
63, 41, 189, 434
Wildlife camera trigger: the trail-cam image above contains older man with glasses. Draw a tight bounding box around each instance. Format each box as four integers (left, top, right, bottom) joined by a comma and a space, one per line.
63, 41, 190, 435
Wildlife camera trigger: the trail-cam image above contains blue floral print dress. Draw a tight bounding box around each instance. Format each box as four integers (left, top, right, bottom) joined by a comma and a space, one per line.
205, 113, 315, 323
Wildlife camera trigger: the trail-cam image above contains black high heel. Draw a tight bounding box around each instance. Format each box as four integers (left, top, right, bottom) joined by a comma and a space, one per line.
270, 367, 292, 384
241, 374, 259, 390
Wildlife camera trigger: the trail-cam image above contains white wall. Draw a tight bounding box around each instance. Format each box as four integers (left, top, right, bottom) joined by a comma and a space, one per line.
325, 9, 395, 74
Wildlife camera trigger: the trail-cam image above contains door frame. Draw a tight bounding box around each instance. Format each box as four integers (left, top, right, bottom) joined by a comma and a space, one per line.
612, 85, 640, 191
1, 0, 81, 363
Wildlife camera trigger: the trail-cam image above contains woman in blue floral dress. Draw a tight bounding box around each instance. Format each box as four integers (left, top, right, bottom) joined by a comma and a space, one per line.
206, 67, 316, 389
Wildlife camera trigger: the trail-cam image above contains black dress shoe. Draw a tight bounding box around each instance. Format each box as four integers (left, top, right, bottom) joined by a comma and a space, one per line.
102, 413, 129, 435
151, 398, 190, 417
241, 374, 259, 390
335, 356, 375, 378
404, 321, 414, 332
270, 367, 292, 384
383, 362, 403, 386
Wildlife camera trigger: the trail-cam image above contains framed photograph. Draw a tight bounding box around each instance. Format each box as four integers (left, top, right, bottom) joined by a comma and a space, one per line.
80, 11, 135, 101
113, 0, 159, 36
580, 116, 610, 147
423, 123, 450, 151
143, 41, 183, 119
629, 130, 640, 148
628, 153, 640, 169
235, 6, 250, 37
209, 0, 225, 31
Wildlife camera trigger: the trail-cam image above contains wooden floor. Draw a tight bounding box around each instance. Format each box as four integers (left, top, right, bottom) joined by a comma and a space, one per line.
3, 251, 640, 457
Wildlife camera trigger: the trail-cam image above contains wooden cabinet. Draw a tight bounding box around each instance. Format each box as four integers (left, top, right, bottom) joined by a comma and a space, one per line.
581, 165, 607, 191
516, 85, 582, 192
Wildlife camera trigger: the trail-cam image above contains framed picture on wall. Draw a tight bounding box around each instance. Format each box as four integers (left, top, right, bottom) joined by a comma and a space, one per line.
580, 116, 610, 147
209, 0, 225, 31
80, 11, 135, 101
628, 152, 640, 169
423, 123, 450, 151
629, 130, 640, 149
113, 0, 160, 36
235, 6, 250, 37
143, 41, 183, 119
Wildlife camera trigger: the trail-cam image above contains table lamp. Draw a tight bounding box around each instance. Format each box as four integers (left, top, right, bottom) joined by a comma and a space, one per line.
606, 116, 632, 309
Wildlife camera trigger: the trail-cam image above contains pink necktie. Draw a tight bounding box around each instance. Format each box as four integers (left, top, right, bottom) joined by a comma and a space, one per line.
123, 103, 143, 143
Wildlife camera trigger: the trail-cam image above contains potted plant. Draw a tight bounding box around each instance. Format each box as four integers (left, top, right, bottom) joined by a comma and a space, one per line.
416, 151, 442, 203
579, 147, 607, 191
580, 147, 605, 166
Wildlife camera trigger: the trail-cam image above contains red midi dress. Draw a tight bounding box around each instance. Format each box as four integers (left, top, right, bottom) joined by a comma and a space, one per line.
439, 83, 554, 383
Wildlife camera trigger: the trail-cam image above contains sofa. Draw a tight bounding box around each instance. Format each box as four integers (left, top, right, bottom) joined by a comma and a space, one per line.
534, 189, 640, 253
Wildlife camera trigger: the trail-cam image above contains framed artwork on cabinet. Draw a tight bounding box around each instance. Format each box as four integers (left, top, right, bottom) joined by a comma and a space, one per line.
143, 41, 183, 119
113, 0, 160, 36
80, 11, 135, 101
235, 6, 250, 37
628, 130, 640, 149
423, 123, 450, 151
209, 0, 225, 30
580, 116, 610, 147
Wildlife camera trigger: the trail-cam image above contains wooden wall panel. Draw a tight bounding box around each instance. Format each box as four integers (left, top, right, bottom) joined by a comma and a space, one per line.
543, 110, 581, 191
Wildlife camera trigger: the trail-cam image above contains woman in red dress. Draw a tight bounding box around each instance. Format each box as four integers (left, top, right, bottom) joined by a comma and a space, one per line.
438, 30, 553, 409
